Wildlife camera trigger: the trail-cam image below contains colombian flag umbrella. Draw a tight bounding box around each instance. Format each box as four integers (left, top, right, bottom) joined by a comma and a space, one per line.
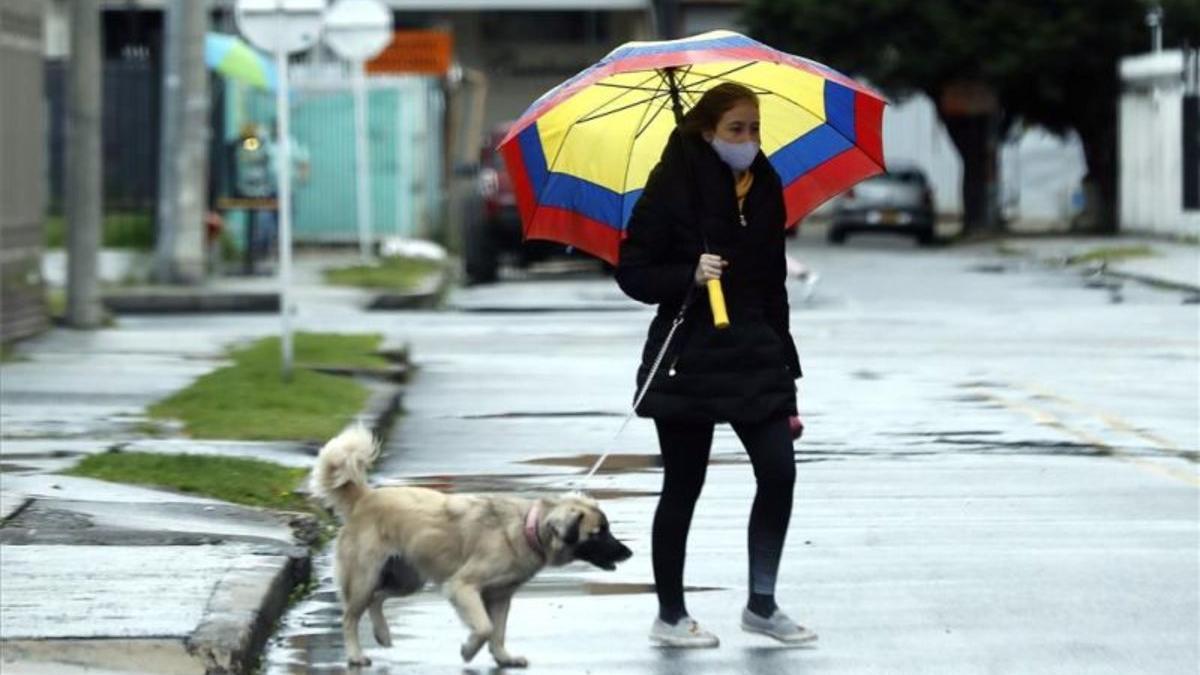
498, 30, 887, 266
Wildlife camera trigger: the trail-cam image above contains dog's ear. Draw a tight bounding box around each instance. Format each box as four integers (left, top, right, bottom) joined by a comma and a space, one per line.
551, 509, 584, 546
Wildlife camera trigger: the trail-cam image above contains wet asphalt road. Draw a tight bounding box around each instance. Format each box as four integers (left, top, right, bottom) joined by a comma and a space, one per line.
260, 231, 1198, 674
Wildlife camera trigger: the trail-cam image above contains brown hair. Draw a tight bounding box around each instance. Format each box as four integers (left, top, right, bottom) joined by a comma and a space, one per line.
680, 82, 759, 136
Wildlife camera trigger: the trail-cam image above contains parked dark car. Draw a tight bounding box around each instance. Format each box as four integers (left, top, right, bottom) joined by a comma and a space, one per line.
463, 122, 561, 284
828, 166, 936, 246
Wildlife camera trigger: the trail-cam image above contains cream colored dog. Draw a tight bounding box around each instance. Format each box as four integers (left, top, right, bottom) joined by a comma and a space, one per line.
310, 426, 633, 668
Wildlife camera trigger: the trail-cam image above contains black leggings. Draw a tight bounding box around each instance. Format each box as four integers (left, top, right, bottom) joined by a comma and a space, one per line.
652, 416, 796, 622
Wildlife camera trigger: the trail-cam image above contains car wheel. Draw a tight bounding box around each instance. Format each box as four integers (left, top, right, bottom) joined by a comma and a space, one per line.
464, 215, 499, 284
827, 227, 847, 245
916, 227, 935, 247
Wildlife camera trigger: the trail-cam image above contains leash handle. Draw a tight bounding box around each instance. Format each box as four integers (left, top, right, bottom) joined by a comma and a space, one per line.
706, 279, 730, 329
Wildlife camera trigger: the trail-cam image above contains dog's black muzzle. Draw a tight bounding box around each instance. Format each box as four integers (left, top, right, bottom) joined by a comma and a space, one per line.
573, 532, 633, 571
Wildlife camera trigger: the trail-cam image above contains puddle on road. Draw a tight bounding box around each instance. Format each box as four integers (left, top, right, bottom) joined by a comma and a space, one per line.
459, 411, 625, 420
930, 438, 1115, 457
523, 453, 662, 473
956, 380, 1008, 390
522, 452, 756, 474
0, 462, 38, 473
0, 450, 82, 461
886, 430, 1004, 437
851, 370, 884, 381
395, 472, 658, 501
521, 579, 722, 596
968, 263, 1011, 274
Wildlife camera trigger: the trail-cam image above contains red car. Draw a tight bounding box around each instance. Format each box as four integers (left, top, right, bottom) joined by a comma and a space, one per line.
464, 122, 564, 284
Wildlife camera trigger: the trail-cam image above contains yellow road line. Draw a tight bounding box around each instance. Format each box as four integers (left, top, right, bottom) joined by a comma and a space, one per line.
970, 387, 1199, 487
1018, 382, 1189, 456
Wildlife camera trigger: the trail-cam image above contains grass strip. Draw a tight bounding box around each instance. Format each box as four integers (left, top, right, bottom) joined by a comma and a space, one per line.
323, 256, 443, 291
67, 451, 311, 512
148, 332, 386, 441
46, 211, 155, 249
1066, 245, 1155, 265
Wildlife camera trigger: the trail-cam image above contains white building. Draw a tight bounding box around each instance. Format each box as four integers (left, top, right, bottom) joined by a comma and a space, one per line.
882, 93, 1088, 231
1119, 49, 1200, 238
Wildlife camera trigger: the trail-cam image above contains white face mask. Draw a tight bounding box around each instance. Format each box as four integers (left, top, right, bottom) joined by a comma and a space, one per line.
710, 137, 760, 172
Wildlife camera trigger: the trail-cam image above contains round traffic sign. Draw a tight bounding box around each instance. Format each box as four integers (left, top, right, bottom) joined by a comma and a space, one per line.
323, 0, 392, 62
235, 0, 327, 55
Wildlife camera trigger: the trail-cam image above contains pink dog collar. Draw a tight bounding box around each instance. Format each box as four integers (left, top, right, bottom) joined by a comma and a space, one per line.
524, 501, 545, 558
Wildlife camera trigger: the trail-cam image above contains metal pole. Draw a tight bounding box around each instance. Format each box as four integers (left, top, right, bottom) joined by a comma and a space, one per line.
173, 0, 209, 282
275, 48, 294, 379
664, 66, 685, 125
394, 80, 404, 237
353, 61, 373, 261
65, 0, 103, 328
1146, 5, 1164, 53
154, 0, 182, 282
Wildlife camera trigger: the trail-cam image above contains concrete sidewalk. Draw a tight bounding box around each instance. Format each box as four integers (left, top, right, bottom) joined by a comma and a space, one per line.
991, 235, 1200, 293
41, 247, 449, 314
0, 263, 409, 673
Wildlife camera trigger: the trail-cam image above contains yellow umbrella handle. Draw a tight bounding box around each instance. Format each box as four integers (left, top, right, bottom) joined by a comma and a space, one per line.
706, 279, 730, 329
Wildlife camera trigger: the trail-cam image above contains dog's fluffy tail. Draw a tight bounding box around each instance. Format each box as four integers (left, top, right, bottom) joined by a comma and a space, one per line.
310, 425, 379, 517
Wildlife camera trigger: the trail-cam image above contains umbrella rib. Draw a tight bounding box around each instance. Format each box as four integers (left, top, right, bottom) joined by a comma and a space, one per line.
620, 74, 670, 222
674, 62, 757, 92
577, 64, 753, 124
632, 72, 669, 141
593, 82, 676, 94
577, 90, 677, 124
577, 71, 667, 121
634, 89, 674, 139
690, 68, 878, 166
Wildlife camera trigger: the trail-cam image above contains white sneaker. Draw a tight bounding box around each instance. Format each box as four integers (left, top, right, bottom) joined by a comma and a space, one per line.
740, 607, 818, 645
648, 616, 720, 648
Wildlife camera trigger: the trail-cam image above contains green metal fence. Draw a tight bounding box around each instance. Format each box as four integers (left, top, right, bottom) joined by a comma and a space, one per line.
222, 71, 444, 246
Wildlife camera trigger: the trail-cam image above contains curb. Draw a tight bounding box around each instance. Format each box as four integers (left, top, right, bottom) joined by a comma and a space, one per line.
356, 380, 406, 443
178, 379, 401, 674
308, 363, 409, 383
1101, 268, 1200, 295
186, 547, 311, 674
367, 266, 451, 310
196, 377, 403, 673
983, 237, 1200, 295
103, 290, 280, 314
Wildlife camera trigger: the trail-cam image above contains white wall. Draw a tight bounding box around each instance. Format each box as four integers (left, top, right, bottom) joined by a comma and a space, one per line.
882, 92, 1087, 230
1119, 50, 1200, 237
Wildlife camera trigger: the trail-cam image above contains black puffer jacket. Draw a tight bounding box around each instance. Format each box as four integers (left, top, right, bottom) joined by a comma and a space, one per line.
616, 129, 800, 423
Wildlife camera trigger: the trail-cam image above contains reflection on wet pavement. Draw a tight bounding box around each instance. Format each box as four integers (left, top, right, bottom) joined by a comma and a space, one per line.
388, 472, 659, 500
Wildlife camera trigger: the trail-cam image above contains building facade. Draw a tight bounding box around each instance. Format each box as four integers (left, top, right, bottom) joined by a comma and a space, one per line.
1119, 49, 1200, 237
1, 0, 49, 343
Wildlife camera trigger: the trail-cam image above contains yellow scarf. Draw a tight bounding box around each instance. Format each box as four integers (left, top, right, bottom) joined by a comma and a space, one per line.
735, 171, 754, 209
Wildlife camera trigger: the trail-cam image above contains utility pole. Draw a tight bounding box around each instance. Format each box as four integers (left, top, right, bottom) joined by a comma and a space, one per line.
1146, 5, 1164, 53
65, 0, 103, 327
654, 0, 681, 39
154, 0, 209, 283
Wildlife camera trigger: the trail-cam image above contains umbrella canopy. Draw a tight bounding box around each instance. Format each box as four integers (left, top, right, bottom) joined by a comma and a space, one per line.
205, 33, 277, 90
498, 30, 887, 264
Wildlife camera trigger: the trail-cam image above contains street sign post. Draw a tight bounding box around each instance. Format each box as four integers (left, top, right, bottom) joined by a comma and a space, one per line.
235, 0, 325, 379
323, 0, 393, 263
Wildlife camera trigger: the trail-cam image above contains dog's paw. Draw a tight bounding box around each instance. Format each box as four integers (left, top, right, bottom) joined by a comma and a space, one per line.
461, 635, 487, 663
373, 623, 393, 647
494, 653, 529, 668
347, 655, 372, 668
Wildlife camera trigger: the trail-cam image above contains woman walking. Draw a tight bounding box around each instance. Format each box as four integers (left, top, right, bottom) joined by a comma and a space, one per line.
616, 82, 816, 648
